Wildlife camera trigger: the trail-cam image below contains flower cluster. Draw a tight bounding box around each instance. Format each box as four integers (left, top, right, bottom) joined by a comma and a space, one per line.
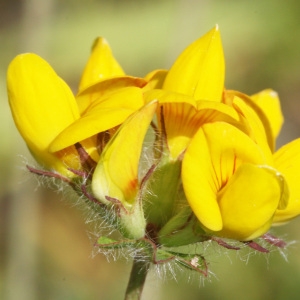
7, 26, 300, 274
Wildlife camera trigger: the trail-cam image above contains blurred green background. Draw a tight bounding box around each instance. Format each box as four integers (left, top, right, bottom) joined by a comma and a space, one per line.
1, 0, 300, 299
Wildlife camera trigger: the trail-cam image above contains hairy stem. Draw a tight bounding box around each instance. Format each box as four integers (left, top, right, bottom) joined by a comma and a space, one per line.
124, 256, 150, 300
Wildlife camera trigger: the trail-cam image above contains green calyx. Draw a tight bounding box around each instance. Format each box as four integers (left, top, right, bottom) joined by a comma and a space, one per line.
143, 153, 182, 228
158, 206, 207, 247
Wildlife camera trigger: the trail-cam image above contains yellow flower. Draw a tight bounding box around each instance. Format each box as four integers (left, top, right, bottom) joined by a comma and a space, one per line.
179, 87, 300, 240
7, 24, 300, 246
7, 54, 81, 176
7, 39, 147, 177
92, 101, 158, 238
182, 121, 288, 241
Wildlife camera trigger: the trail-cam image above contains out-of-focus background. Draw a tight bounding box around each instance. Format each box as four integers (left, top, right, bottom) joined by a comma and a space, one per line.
1, 0, 300, 299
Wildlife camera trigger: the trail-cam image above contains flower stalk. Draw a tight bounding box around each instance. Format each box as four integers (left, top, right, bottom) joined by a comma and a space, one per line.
124, 255, 150, 300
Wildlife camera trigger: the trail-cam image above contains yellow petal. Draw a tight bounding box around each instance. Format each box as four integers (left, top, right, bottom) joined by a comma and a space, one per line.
217, 164, 287, 240
225, 90, 275, 151
76, 76, 147, 114
164, 102, 241, 159
232, 96, 274, 162
161, 102, 198, 158
144, 90, 197, 158
163, 25, 225, 101
182, 122, 268, 231
182, 126, 222, 231
146, 89, 242, 159
273, 138, 300, 223
7, 53, 80, 174
251, 89, 283, 141
92, 101, 157, 207
50, 87, 144, 152
78, 37, 125, 92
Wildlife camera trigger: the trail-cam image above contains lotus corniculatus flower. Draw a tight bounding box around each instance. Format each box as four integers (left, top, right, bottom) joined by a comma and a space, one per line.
7, 25, 300, 283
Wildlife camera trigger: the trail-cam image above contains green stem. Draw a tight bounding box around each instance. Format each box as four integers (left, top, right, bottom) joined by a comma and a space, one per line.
124, 256, 150, 300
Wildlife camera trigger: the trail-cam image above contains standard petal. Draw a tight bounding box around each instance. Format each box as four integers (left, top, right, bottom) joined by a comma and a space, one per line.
273, 138, 300, 223
78, 37, 125, 92
144, 90, 240, 159
182, 122, 268, 231
50, 87, 144, 152
164, 102, 241, 159
162, 102, 199, 158
163, 25, 225, 101
251, 89, 283, 141
217, 164, 287, 240
7, 53, 80, 174
92, 101, 157, 207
